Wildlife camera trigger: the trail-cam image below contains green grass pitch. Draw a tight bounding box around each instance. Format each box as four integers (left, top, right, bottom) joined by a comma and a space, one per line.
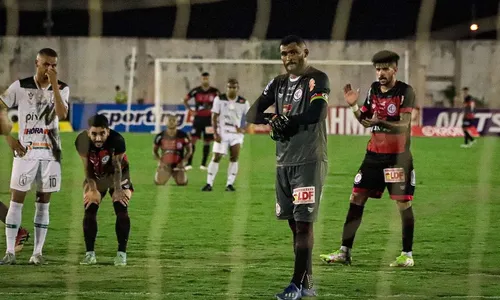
0, 133, 499, 299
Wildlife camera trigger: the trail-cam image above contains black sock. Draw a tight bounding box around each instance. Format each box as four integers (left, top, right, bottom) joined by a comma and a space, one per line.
0, 201, 8, 224
288, 219, 296, 253
464, 129, 474, 144
201, 144, 210, 166
188, 144, 195, 165
341, 203, 365, 249
291, 222, 313, 288
400, 206, 415, 253
83, 204, 99, 252
113, 202, 130, 252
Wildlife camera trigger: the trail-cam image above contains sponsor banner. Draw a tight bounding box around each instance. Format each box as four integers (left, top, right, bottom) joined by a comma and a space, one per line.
71, 103, 194, 132
411, 126, 480, 137
328, 106, 371, 135
422, 108, 500, 136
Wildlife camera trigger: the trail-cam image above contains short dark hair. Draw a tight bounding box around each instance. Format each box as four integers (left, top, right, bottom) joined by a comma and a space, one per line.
227, 78, 238, 85
372, 50, 400, 66
462, 87, 469, 91
201, 72, 210, 77
38, 48, 58, 57
88, 114, 109, 129
280, 35, 306, 47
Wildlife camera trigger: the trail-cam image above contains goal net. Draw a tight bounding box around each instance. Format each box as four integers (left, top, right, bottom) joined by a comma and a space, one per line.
152, 58, 399, 133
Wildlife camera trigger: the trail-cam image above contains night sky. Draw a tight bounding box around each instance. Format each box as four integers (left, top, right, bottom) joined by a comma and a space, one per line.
0, 0, 498, 40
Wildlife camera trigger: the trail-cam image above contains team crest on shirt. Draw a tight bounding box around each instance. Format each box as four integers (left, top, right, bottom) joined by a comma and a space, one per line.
387, 103, 397, 116
177, 142, 183, 149
293, 89, 303, 101
309, 78, 315, 91
28, 92, 34, 100
102, 155, 110, 164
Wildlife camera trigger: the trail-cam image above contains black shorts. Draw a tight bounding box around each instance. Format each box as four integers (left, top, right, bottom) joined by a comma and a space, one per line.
352, 152, 415, 201
85, 169, 134, 199
275, 161, 328, 222
191, 116, 213, 141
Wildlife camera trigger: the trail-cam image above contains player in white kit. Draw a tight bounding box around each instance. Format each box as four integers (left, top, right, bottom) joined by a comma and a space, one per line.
0, 48, 69, 265
202, 78, 250, 192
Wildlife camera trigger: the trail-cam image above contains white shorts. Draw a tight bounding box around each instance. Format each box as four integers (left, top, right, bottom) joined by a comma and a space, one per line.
10, 158, 62, 193
212, 133, 244, 155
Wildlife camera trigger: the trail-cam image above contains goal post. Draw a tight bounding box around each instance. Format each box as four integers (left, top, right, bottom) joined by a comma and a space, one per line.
152, 54, 410, 133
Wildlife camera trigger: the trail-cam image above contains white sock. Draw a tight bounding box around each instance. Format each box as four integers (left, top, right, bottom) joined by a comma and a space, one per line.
403, 251, 413, 257
226, 162, 239, 186
340, 246, 351, 254
207, 161, 219, 185
5, 201, 23, 254
33, 202, 50, 255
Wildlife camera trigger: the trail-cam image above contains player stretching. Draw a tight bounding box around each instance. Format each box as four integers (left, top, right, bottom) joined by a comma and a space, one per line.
320, 50, 416, 268
75, 114, 132, 266
0, 48, 69, 265
153, 114, 192, 186
247, 35, 330, 300
183, 72, 220, 170
461, 87, 476, 148
202, 78, 249, 192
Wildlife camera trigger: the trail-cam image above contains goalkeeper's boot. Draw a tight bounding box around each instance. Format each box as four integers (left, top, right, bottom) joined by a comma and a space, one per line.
15, 227, 30, 253
319, 249, 352, 265
201, 184, 212, 191
114, 251, 127, 266
276, 282, 302, 300
301, 287, 317, 297
29, 253, 47, 265
225, 185, 236, 192
80, 251, 97, 265
0, 252, 16, 265
389, 252, 414, 267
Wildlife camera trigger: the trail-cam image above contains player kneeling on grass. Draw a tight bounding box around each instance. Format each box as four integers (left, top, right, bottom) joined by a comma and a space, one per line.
153, 114, 192, 186
202, 78, 250, 192
75, 114, 132, 266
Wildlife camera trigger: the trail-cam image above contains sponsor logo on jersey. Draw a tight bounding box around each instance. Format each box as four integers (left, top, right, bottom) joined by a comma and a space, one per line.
309, 78, 315, 92
24, 128, 49, 135
383, 168, 405, 183
293, 186, 316, 204
102, 155, 110, 164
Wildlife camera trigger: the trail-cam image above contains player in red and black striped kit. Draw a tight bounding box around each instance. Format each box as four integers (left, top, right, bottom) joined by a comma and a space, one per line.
461, 87, 476, 148
153, 114, 192, 185
75, 114, 132, 266
183, 72, 219, 170
321, 50, 416, 268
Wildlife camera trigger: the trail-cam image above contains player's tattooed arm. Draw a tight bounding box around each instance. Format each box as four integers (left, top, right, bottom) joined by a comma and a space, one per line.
80, 155, 97, 191
153, 144, 161, 161
183, 137, 193, 164
112, 153, 124, 191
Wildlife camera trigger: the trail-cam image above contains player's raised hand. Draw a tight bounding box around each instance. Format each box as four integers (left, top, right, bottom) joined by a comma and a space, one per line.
46, 68, 58, 86
112, 189, 130, 207
343, 84, 360, 106
5, 135, 26, 157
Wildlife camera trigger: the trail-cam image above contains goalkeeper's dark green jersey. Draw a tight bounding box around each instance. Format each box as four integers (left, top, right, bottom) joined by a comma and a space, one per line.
247, 66, 330, 166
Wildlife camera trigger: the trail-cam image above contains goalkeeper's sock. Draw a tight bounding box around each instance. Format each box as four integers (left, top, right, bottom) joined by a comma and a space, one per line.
400, 206, 414, 253
291, 221, 313, 287
207, 161, 219, 185
201, 144, 210, 166
5, 201, 23, 254
33, 202, 50, 255
226, 162, 239, 186
83, 204, 99, 252
341, 203, 364, 249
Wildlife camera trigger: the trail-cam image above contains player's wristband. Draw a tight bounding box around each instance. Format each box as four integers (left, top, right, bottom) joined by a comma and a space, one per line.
350, 104, 359, 112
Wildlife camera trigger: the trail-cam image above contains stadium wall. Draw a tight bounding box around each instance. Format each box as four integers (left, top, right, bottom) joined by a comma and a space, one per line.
0, 37, 499, 107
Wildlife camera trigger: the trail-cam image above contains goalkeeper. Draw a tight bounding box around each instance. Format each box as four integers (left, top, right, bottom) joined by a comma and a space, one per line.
246, 35, 330, 300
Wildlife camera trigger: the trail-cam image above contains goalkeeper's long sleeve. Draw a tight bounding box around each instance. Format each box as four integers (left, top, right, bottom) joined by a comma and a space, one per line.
289, 99, 327, 125
246, 95, 274, 124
